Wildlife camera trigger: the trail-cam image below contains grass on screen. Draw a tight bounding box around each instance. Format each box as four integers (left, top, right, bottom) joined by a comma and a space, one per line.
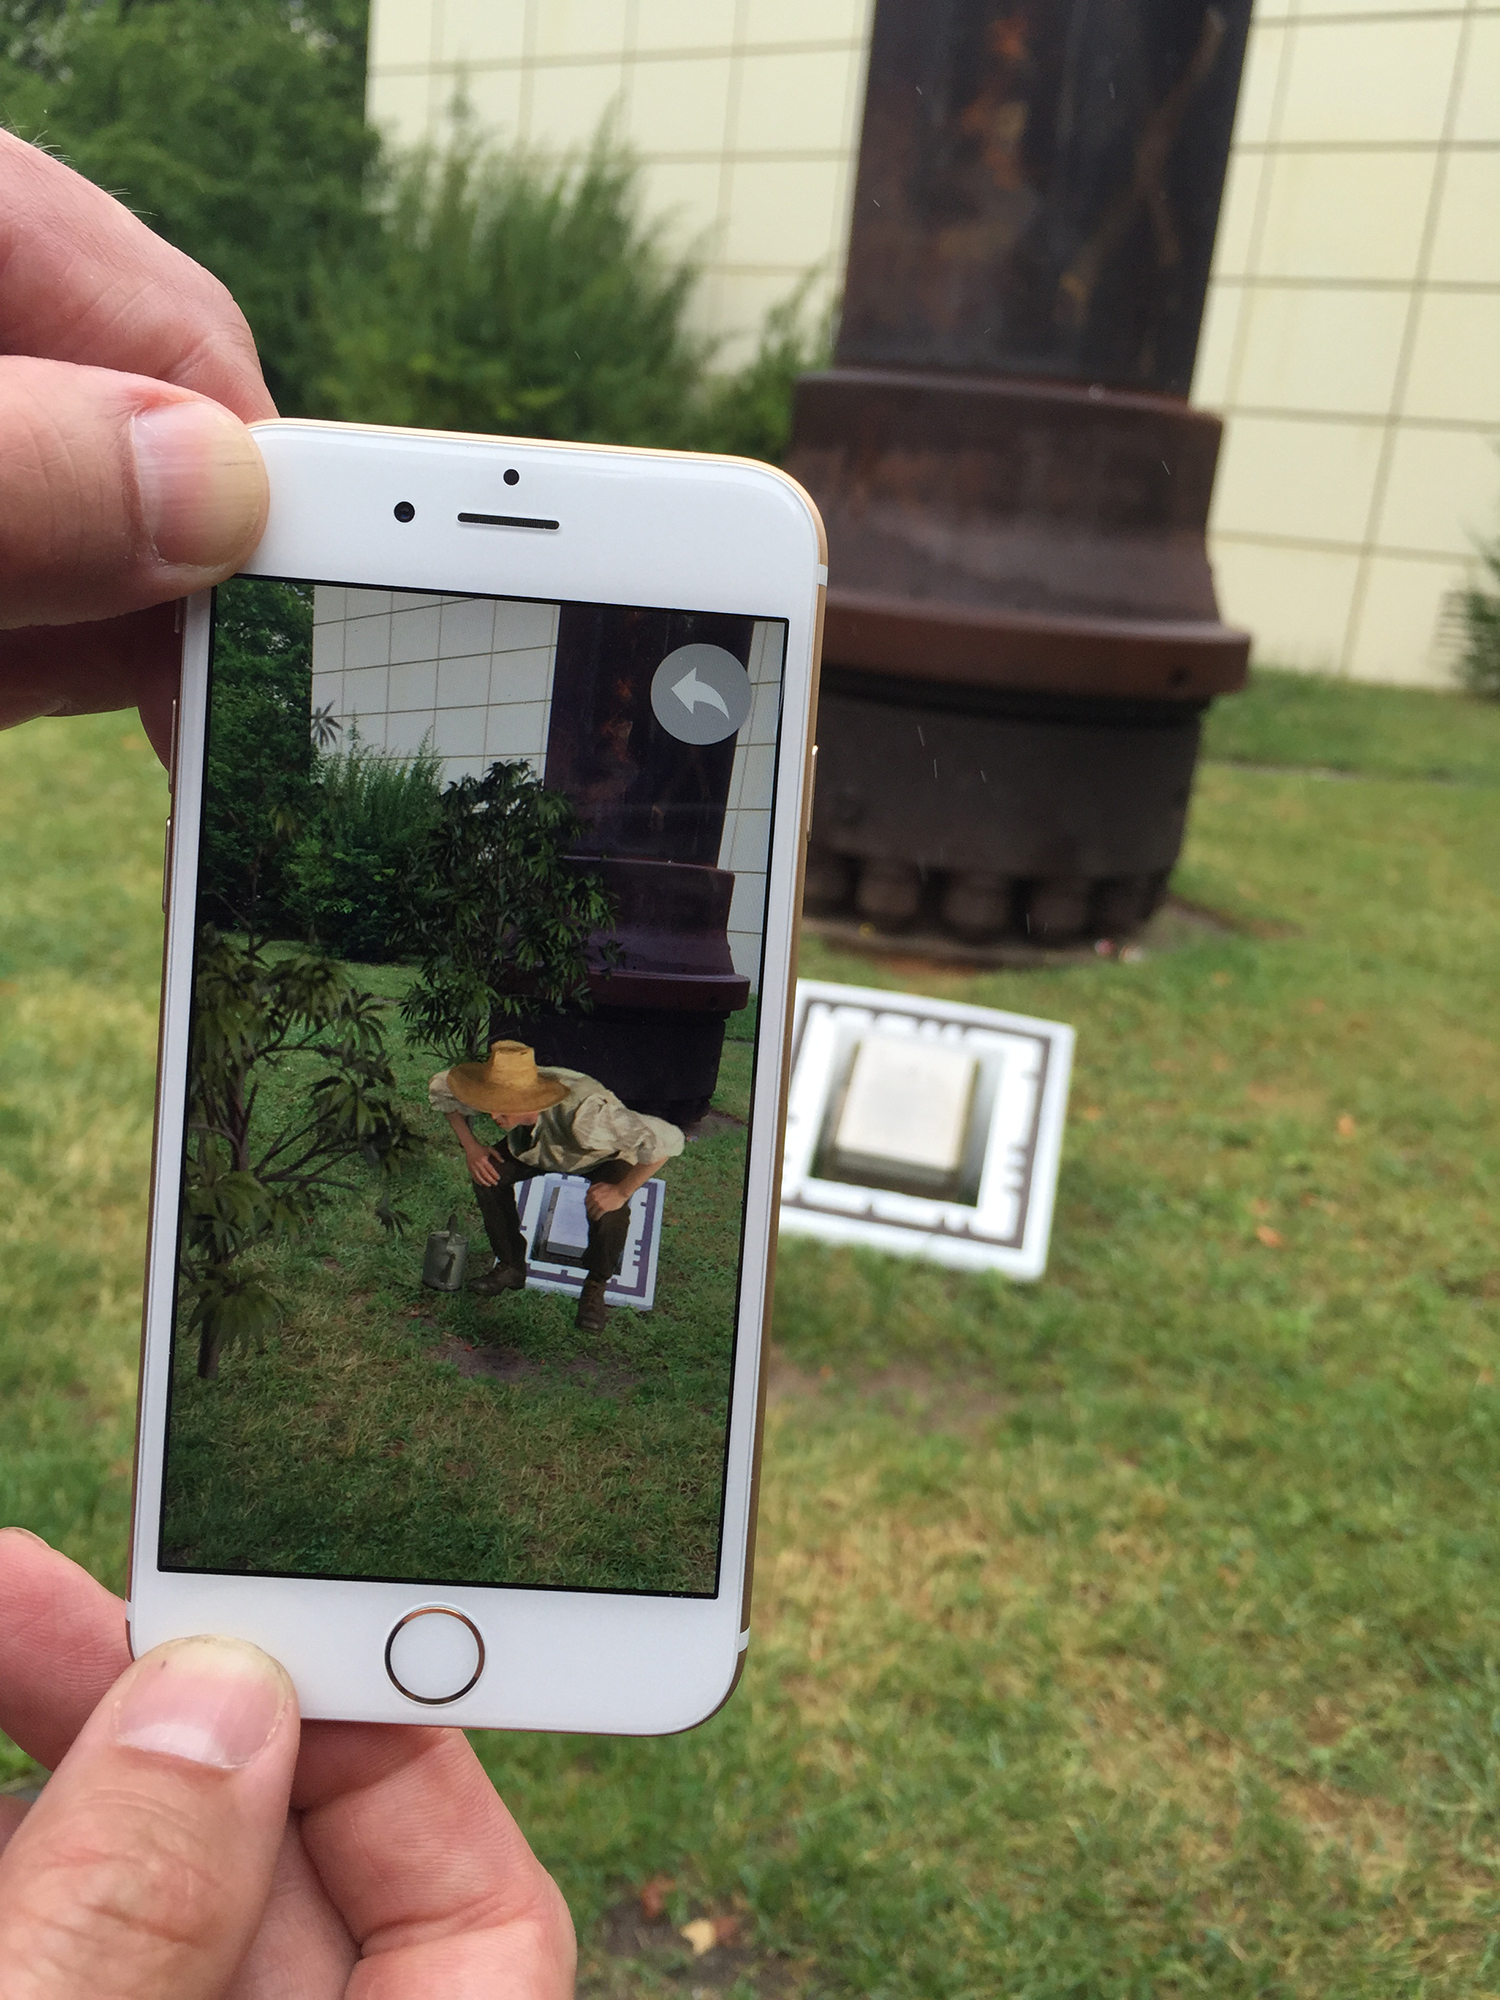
3, 667, 1500, 1996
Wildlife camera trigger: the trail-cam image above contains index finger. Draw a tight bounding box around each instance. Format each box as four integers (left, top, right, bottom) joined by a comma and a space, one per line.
0, 131, 274, 421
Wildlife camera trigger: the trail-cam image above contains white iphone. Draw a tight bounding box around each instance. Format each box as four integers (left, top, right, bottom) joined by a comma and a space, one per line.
129, 420, 824, 1733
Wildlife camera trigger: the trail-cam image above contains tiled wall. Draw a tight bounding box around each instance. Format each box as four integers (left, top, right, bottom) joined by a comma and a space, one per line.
366, 0, 875, 367
366, 0, 1498, 688
311, 588, 561, 779
310, 589, 784, 984
1196, 0, 1499, 683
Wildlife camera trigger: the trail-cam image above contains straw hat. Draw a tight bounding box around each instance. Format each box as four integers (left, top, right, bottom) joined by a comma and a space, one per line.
449, 1041, 569, 1117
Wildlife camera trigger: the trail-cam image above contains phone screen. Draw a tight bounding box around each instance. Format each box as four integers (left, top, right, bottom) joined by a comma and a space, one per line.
159, 579, 786, 1598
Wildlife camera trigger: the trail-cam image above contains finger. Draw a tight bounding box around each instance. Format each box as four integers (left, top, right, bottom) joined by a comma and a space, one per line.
0, 603, 180, 760
224, 1819, 358, 2000
0, 358, 267, 631
0, 132, 273, 421
0, 1531, 131, 1771
295, 1723, 575, 1996
0, 1799, 29, 1854
0, 1636, 299, 2000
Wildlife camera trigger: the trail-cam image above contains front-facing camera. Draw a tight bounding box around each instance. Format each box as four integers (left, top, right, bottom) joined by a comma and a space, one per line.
503, 468, 520, 486
393, 501, 416, 522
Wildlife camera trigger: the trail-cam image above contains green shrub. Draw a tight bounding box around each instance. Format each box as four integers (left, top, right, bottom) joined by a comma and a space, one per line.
287, 735, 443, 964
1460, 532, 1500, 700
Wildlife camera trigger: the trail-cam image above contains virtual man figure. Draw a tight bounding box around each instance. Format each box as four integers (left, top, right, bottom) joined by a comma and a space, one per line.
430, 1040, 683, 1331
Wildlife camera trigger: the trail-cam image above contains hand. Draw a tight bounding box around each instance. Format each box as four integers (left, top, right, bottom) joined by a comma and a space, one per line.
466, 1146, 504, 1189
0, 1529, 575, 1998
585, 1182, 627, 1221
0, 132, 275, 763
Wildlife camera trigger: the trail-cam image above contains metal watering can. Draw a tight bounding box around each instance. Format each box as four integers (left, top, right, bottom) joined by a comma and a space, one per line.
421, 1213, 469, 1292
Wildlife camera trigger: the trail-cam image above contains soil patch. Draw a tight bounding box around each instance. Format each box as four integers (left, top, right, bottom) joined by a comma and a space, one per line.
434, 1336, 638, 1396
590, 1898, 798, 1996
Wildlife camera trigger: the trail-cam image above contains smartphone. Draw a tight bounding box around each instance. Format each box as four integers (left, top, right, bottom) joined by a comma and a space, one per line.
129, 420, 824, 1733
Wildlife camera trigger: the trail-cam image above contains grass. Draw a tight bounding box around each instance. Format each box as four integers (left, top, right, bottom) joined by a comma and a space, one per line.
160, 973, 754, 1594
3, 668, 1500, 1991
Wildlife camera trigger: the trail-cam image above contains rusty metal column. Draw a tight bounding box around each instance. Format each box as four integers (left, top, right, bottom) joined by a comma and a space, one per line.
788, 0, 1252, 946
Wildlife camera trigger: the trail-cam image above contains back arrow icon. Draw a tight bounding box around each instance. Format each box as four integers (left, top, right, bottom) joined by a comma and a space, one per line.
673, 665, 731, 719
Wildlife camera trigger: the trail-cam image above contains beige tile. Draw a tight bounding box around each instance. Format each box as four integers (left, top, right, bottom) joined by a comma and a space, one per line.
1206, 537, 1360, 670
386, 707, 439, 757
1256, 150, 1436, 282
1453, 14, 1500, 144
1344, 553, 1465, 685
633, 0, 738, 52
731, 808, 772, 873
1232, 23, 1289, 149
1279, 18, 1463, 145
437, 0, 527, 64
366, 67, 433, 144
1231, 285, 1409, 415
1209, 151, 1266, 280
441, 754, 488, 783
742, 0, 874, 45
493, 600, 559, 652
439, 597, 495, 657
1299, 0, 1460, 16
1374, 425, 1500, 556
527, 58, 626, 152
1192, 282, 1243, 408
444, 64, 525, 139
346, 614, 393, 671
1428, 154, 1500, 285
728, 869, 768, 935
312, 622, 345, 675
484, 701, 550, 758
487, 646, 552, 706
635, 159, 725, 258
432, 705, 489, 757
1401, 292, 1500, 425
390, 604, 442, 664
388, 659, 439, 710
346, 589, 394, 618
1210, 414, 1384, 544
438, 655, 491, 708
344, 665, 392, 717
625, 54, 733, 155
715, 807, 739, 870
313, 585, 345, 624
732, 48, 862, 155
532, 0, 631, 59
710, 270, 825, 368
368, 0, 435, 69
720, 158, 849, 265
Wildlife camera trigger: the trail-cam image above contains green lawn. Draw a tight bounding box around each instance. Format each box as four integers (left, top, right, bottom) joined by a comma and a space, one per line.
160, 974, 753, 1595
4, 668, 1500, 1995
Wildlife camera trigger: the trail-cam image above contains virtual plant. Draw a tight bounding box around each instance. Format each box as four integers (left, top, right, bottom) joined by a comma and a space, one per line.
182, 928, 423, 1381
398, 759, 616, 1062
288, 734, 444, 962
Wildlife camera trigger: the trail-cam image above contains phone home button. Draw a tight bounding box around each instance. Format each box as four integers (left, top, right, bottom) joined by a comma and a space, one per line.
384, 1607, 485, 1705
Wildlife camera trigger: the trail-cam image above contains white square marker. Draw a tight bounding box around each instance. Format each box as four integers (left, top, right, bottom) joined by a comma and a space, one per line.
828, 1034, 977, 1195
781, 981, 1075, 1281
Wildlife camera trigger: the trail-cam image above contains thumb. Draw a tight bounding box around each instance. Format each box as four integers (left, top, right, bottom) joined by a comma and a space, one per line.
0, 354, 268, 631
0, 1636, 298, 2000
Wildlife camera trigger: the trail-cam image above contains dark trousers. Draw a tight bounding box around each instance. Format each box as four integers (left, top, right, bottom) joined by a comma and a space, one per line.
472, 1144, 633, 1283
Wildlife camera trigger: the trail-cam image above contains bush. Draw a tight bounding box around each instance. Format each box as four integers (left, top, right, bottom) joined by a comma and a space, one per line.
286, 736, 443, 964
1460, 533, 1500, 700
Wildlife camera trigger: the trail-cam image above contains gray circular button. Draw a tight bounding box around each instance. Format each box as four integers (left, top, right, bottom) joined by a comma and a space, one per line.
385, 1607, 485, 1705
650, 644, 753, 745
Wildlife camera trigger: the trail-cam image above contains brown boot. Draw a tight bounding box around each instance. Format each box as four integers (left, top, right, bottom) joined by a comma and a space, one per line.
575, 1277, 611, 1332
470, 1260, 526, 1297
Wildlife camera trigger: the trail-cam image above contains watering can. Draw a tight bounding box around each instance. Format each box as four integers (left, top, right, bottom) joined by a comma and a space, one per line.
421, 1213, 469, 1292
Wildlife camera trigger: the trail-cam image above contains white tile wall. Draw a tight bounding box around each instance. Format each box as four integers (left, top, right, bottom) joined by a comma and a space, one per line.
310, 588, 561, 784
1200, 0, 1500, 686
311, 591, 783, 988
366, 0, 875, 367
368, 0, 1500, 689
716, 620, 784, 982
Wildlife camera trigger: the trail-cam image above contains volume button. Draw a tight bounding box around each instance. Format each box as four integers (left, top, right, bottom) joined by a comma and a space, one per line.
162, 819, 172, 913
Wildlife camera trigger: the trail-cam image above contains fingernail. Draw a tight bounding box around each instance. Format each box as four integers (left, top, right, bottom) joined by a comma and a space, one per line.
0, 1526, 50, 1548
114, 1636, 291, 1771
131, 400, 268, 571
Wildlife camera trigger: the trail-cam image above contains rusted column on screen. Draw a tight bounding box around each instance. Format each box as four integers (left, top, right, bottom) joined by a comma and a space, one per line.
787, 0, 1252, 945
